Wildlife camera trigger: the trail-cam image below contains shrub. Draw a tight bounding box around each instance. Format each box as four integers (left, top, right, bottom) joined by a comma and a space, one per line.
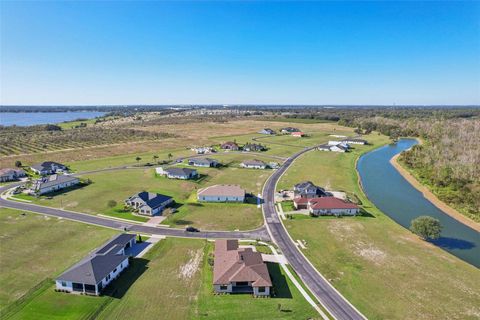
410, 216, 442, 240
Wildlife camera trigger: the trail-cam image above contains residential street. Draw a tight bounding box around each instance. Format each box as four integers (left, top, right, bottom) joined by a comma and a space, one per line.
262, 146, 366, 320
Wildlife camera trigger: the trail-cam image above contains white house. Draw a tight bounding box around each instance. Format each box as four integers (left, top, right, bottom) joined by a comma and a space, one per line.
307, 197, 360, 216
0, 168, 26, 182
342, 138, 368, 145
56, 234, 136, 295
197, 184, 245, 202
240, 159, 267, 169
317, 144, 347, 153
33, 174, 80, 195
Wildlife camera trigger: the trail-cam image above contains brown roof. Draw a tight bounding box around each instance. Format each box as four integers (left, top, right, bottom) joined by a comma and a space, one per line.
213, 240, 272, 287
198, 184, 245, 197
309, 197, 359, 210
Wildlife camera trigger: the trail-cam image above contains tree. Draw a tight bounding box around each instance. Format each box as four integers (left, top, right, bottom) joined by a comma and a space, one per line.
410, 216, 442, 240
135, 156, 142, 163
107, 200, 117, 208
15, 160, 22, 168
153, 155, 159, 162
45, 124, 62, 131
167, 153, 173, 160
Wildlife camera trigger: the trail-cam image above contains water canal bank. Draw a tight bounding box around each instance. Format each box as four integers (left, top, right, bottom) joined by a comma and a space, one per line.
357, 139, 479, 268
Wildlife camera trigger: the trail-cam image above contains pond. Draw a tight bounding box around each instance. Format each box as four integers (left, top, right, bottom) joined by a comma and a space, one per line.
357, 138, 479, 268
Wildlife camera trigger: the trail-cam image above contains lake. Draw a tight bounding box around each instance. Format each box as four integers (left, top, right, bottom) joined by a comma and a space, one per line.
357, 139, 480, 268
0, 111, 106, 126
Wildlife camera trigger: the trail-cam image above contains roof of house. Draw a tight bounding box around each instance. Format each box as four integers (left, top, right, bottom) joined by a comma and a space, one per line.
198, 184, 245, 197
221, 141, 238, 147
309, 197, 359, 210
165, 167, 197, 176
242, 159, 267, 166
213, 239, 272, 287
331, 144, 348, 151
128, 191, 172, 209
0, 168, 25, 176
291, 131, 304, 135
343, 138, 367, 143
281, 127, 300, 132
35, 174, 79, 189
57, 234, 135, 285
31, 161, 66, 171
294, 181, 317, 190
189, 158, 217, 164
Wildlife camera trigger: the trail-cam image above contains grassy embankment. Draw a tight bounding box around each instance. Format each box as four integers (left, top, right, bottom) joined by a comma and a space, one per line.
0, 208, 117, 313
279, 133, 480, 319
4, 225, 319, 320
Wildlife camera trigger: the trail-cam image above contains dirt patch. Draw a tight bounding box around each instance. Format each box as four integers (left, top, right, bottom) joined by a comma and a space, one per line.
354, 243, 387, 265
178, 249, 203, 281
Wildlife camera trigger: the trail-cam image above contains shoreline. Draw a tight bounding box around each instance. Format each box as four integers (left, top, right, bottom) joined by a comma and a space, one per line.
390, 153, 480, 233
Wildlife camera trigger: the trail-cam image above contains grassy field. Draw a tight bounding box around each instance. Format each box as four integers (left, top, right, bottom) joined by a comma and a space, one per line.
6, 236, 319, 320
190, 242, 319, 320
24, 154, 272, 230
0, 208, 117, 309
279, 134, 480, 319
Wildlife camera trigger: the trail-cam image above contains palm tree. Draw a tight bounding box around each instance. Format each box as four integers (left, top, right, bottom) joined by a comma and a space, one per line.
153, 155, 159, 163
167, 153, 173, 160
135, 156, 142, 163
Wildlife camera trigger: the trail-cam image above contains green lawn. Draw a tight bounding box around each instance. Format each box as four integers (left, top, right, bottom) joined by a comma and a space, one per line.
279, 133, 480, 319
190, 242, 320, 320
0, 208, 117, 309
25, 157, 269, 230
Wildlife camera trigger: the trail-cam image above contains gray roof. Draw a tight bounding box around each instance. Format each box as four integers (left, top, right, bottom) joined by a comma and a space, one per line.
189, 158, 217, 164
31, 161, 66, 172
57, 234, 135, 285
35, 174, 79, 189
129, 191, 172, 209
165, 167, 197, 176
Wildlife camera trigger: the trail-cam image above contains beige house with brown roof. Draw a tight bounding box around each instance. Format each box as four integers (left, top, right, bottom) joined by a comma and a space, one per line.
213, 240, 272, 296
197, 184, 245, 202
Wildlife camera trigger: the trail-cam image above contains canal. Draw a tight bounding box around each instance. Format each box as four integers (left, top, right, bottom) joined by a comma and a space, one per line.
357, 138, 479, 268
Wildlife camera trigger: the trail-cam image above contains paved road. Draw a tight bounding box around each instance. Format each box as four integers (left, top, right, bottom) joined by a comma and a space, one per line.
262, 146, 366, 320
0, 184, 270, 241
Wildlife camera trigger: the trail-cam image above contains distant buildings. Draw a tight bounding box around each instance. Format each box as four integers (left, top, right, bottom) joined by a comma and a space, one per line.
291, 131, 305, 137
33, 174, 79, 195
188, 158, 219, 167
197, 184, 245, 202
280, 127, 300, 134
240, 159, 267, 170
125, 191, 174, 216
56, 234, 136, 295
258, 128, 275, 135
30, 161, 67, 175
0, 168, 26, 182
243, 143, 266, 152
156, 167, 198, 180
221, 141, 240, 151
191, 146, 215, 154
317, 143, 348, 153
342, 138, 368, 145
213, 239, 272, 296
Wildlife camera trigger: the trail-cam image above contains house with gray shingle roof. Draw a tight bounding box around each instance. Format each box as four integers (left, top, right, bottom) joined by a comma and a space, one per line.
188, 158, 219, 168
56, 234, 136, 295
33, 174, 79, 195
30, 161, 67, 175
164, 167, 198, 180
0, 168, 26, 182
240, 159, 267, 169
125, 191, 173, 216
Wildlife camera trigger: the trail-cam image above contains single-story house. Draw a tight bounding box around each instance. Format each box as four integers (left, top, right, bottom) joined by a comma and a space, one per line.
221, 141, 239, 151
240, 159, 267, 169
197, 184, 245, 202
307, 197, 360, 216
191, 146, 215, 154
56, 234, 136, 295
293, 181, 327, 199
342, 138, 368, 145
280, 127, 300, 133
317, 144, 347, 153
328, 141, 350, 149
291, 131, 305, 137
125, 191, 174, 216
31, 161, 67, 175
188, 158, 219, 167
0, 168, 26, 182
242, 143, 266, 152
33, 174, 80, 195
163, 167, 198, 180
213, 239, 272, 296
258, 128, 275, 135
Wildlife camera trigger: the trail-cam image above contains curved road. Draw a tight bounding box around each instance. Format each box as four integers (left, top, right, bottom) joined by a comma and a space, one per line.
262, 146, 366, 320
0, 183, 270, 241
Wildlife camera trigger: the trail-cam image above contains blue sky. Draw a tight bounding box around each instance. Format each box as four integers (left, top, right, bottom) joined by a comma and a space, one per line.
1, 1, 479, 105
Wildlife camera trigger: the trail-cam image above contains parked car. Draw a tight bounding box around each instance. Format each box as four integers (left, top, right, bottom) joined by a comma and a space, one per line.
185, 226, 200, 232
